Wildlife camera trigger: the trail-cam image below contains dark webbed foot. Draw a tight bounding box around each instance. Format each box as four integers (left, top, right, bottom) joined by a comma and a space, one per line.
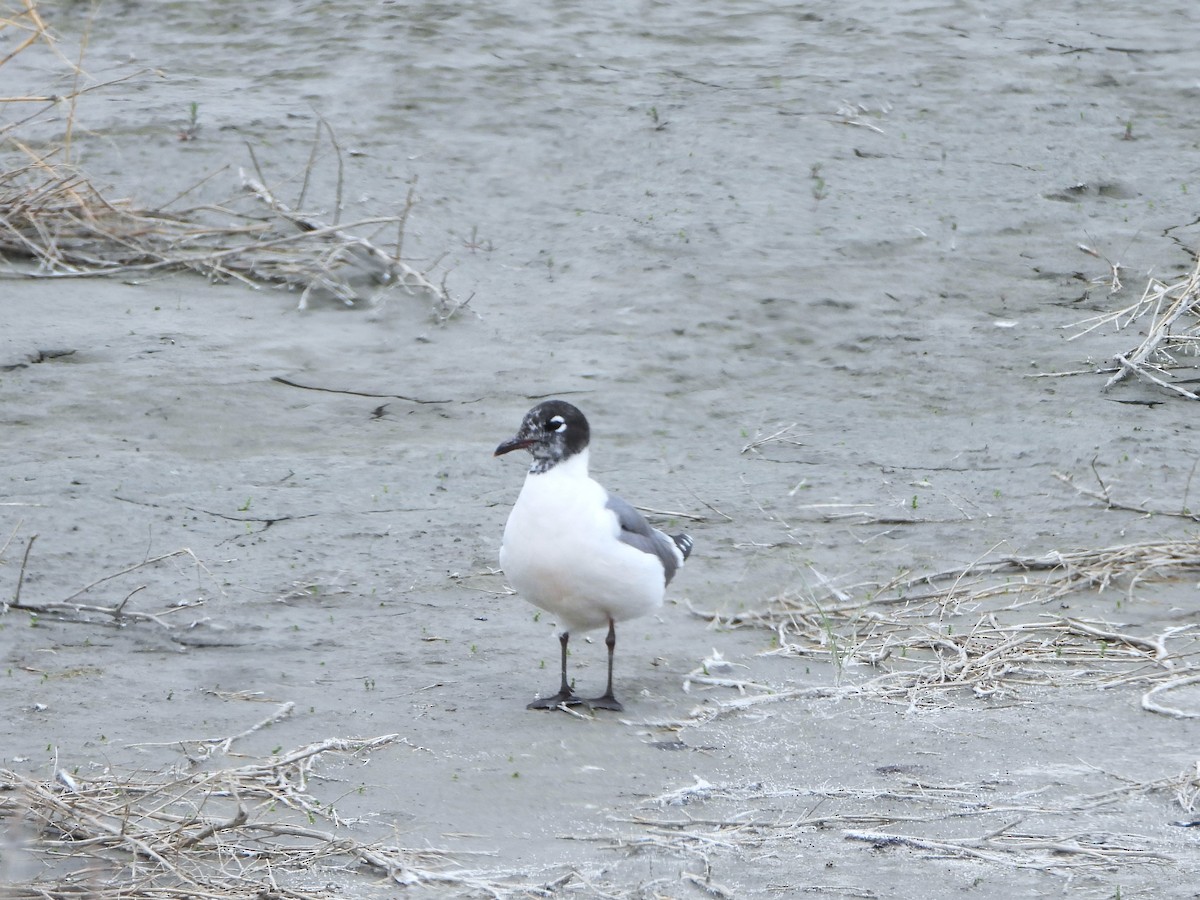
524, 624, 626, 712
584, 693, 623, 712
526, 690, 584, 710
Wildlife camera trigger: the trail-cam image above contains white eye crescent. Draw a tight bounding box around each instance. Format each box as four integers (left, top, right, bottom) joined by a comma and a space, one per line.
549, 415, 567, 433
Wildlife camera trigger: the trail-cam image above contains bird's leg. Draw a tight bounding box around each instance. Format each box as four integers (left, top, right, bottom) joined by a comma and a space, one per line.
527, 631, 583, 710
586, 619, 623, 711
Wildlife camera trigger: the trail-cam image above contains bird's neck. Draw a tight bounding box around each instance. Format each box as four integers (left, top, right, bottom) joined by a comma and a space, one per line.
528, 447, 590, 478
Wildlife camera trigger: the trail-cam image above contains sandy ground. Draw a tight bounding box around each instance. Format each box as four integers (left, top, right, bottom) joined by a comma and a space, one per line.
4, 0, 1200, 897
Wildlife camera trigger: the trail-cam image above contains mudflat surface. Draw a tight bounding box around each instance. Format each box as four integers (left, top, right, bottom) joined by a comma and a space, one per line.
3, 1, 1200, 897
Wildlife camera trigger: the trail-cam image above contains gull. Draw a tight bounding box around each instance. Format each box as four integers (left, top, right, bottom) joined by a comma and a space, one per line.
494, 400, 693, 711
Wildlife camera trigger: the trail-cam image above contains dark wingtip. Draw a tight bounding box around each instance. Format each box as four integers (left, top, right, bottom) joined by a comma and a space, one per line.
672, 533, 694, 561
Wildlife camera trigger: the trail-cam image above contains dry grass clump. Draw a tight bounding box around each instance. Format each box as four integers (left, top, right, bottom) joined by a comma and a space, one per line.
688, 537, 1200, 715
0, 2, 466, 317
0, 736, 544, 898
558, 764, 1197, 893
1065, 252, 1200, 399
0, 537, 561, 898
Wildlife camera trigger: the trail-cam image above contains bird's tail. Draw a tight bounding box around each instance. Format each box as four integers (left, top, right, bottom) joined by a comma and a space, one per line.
671, 533, 694, 562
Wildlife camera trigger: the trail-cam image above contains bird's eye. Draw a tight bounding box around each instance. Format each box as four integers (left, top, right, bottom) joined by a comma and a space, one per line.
549, 415, 567, 433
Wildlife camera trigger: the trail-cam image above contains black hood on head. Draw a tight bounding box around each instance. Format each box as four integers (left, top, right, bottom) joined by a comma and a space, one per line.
495, 400, 591, 472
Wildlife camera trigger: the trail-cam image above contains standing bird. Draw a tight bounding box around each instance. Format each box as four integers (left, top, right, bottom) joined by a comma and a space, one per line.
494, 400, 693, 711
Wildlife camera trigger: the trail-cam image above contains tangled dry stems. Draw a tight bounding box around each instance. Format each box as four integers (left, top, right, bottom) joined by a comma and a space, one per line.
0, 140, 466, 318
0, 736, 552, 899
560, 763, 1197, 888
0, 530, 565, 898
687, 535, 1200, 717
639, 478, 1200, 886
1, 2, 466, 319
1063, 252, 1200, 399
3, 533, 219, 640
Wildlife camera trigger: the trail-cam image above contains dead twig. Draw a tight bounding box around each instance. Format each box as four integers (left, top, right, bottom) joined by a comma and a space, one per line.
5, 544, 212, 632
845, 826, 1172, 870
1065, 253, 1200, 400
0, 735, 545, 897
1141, 673, 1200, 719
1054, 466, 1200, 523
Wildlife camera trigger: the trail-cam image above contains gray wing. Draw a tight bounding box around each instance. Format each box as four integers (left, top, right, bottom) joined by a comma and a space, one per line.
606, 493, 684, 584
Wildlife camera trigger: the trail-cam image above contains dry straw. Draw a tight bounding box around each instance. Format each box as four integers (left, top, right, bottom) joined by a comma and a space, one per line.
1050, 252, 1200, 399
604, 771, 1191, 874
0, 530, 578, 897
685, 533, 1200, 718
1, 2, 467, 318
557, 765, 1196, 888
638, 522, 1200, 883
0, 736, 557, 898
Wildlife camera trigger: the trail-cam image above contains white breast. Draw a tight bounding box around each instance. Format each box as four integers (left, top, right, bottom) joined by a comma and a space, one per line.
499, 450, 666, 634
